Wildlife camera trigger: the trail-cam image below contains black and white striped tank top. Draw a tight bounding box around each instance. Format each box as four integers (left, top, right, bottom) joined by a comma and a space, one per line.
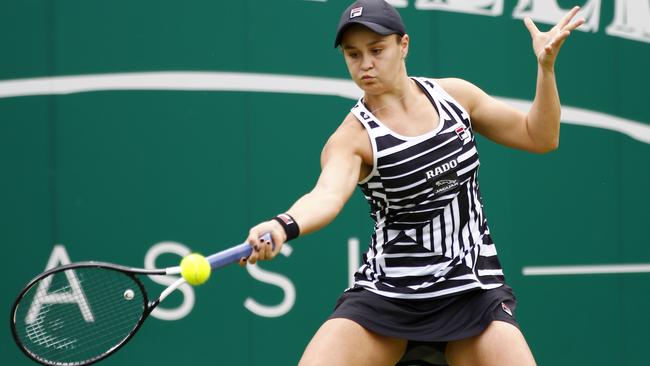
351, 77, 505, 299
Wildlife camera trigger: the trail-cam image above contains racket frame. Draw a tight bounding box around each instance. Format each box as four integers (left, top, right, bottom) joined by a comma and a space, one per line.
10, 233, 271, 366
10, 262, 167, 366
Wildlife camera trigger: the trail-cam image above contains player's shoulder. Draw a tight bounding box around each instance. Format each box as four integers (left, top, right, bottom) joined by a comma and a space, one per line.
426, 77, 484, 111
431, 77, 479, 94
322, 112, 369, 155
336, 112, 367, 135
320, 112, 372, 172
329, 112, 367, 145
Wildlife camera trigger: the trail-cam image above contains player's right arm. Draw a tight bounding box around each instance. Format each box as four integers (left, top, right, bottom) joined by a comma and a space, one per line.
243, 114, 371, 264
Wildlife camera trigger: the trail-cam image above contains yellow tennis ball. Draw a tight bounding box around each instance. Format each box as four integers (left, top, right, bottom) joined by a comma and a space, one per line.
180, 253, 211, 285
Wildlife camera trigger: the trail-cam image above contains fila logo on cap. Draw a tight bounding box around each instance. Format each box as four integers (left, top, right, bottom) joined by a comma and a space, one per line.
350, 6, 363, 18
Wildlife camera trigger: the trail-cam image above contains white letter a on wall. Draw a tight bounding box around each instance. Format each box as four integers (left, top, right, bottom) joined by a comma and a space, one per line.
25, 245, 94, 324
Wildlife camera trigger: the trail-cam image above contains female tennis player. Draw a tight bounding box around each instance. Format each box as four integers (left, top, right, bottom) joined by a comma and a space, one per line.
243, 1, 584, 365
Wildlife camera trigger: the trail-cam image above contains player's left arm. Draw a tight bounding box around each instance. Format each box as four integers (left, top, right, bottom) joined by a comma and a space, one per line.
443, 6, 585, 153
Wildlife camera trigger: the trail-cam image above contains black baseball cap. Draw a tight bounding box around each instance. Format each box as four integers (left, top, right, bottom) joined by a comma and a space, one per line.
334, 0, 406, 48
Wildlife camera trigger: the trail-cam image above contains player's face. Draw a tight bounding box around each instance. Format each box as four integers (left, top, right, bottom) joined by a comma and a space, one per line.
340, 25, 408, 95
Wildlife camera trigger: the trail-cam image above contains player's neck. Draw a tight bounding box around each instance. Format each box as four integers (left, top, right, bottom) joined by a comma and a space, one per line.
363, 75, 418, 117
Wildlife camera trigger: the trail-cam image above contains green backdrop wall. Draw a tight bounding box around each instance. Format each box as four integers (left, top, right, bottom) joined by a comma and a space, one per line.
1, 1, 649, 365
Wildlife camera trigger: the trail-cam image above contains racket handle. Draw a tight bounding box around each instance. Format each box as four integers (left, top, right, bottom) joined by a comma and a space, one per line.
206, 233, 273, 269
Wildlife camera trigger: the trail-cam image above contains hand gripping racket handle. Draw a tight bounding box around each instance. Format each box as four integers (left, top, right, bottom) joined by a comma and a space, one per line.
206, 233, 273, 269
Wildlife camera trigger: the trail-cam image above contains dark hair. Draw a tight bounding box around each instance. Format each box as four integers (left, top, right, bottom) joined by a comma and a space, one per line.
337, 23, 404, 49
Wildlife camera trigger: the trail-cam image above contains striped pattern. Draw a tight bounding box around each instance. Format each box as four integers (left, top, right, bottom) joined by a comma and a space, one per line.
352, 78, 504, 299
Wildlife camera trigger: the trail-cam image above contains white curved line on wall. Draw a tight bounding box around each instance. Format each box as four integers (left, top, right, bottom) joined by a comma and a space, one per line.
0, 71, 648, 144
523, 263, 650, 276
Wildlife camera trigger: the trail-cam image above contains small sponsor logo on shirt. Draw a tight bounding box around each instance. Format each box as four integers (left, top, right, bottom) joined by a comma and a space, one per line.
501, 302, 513, 317
350, 6, 363, 18
436, 179, 456, 186
455, 125, 470, 141
434, 179, 459, 194
425, 159, 458, 181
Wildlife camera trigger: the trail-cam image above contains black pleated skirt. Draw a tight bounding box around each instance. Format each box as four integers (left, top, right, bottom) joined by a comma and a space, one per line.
328, 285, 519, 365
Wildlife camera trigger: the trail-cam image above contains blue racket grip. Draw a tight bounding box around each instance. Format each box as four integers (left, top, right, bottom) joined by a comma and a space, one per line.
206, 233, 273, 269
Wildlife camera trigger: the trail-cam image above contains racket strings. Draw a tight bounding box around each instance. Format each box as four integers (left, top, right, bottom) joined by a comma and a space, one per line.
14, 267, 146, 365
26, 297, 142, 362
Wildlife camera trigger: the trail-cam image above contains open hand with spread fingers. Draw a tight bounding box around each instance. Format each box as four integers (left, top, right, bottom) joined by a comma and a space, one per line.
524, 6, 585, 70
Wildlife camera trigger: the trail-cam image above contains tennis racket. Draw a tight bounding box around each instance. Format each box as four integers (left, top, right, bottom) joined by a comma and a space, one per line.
10, 233, 273, 366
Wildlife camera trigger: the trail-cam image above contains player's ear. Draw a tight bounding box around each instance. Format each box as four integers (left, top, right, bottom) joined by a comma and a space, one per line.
400, 34, 410, 59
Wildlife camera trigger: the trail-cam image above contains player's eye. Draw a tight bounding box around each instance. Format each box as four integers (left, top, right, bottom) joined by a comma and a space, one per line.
371, 48, 383, 55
